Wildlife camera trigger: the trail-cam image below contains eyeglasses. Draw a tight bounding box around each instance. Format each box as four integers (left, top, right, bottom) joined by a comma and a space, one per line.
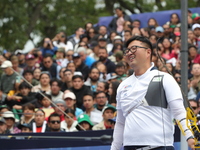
124, 45, 148, 56
50, 120, 61, 124
175, 77, 181, 79
96, 96, 106, 99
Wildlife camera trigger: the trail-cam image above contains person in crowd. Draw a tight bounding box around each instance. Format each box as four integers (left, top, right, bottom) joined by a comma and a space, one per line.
41, 54, 61, 79
115, 62, 127, 82
48, 79, 63, 102
132, 19, 141, 28
192, 23, 200, 49
92, 105, 116, 130
59, 67, 66, 83
40, 37, 58, 57
190, 63, 200, 94
23, 70, 39, 86
33, 68, 41, 81
52, 99, 67, 122
68, 27, 85, 48
61, 69, 73, 92
69, 75, 92, 109
24, 54, 38, 71
108, 81, 120, 107
18, 123, 32, 133
98, 25, 109, 39
20, 103, 35, 124
166, 13, 181, 29
2, 111, 21, 134
10, 55, 23, 75
55, 47, 68, 68
65, 50, 74, 62
15, 51, 26, 69
111, 36, 194, 150
76, 114, 93, 131
63, 91, 83, 118
84, 68, 100, 93
32, 71, 51, 93
32, 109, 48, 133
188, 45, 200, 64
60, 108, 78, 132
161, 38, 173, 60
0, 116, 10, 134
47, 113, 62, 132
188, 99, 199, 118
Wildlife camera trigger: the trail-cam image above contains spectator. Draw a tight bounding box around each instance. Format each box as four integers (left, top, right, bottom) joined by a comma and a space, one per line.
2, 111, 21, 134
61, 69, 73, 92
83, 94, 102, 125
76, 114, 93, 131
190, 63, 200, 94
15, 51, 26, 69
123, 30, 132, 44
115, 62, 127, 82
33, 68, 41, 81
20, 103, 35, 124
68, 27, 85, 48
55, 47, 68, 68
132, 19, 141, 28
155, 26, 164, 39
84, 68, 100, 92
61, 108, 78, 132
23, 70, 39, 86
47, 113, 62, 132
0, 116, 10, 134
188, 99, 199, 116
192, 23, 200, 50
48, 79, 63, 102
32, 109, 48, 133
41, 54, 61, 79
166, 13, 181, 29
70, 75, 92, 108
98, 25, 108, 39
72, 53, 89, 81
89, 41, 99, 61
63, 91, 83, 118
24, 54, 38, 71
0, 60, 18, 94
10, 55, 23, 75
188, 45, 200, 63
40, 37, 57, 57
65, 50, 74, 62
92, 106, 116, 130
32, 71, 51, 93
108, 81, 120, 107
18, 123, 32, 133
59, 67, 66, 83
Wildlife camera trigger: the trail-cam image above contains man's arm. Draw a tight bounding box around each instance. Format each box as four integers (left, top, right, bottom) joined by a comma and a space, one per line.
110, 109, 125, 150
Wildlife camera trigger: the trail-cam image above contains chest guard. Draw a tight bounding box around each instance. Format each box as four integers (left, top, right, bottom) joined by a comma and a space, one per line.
144, 75, 168, 108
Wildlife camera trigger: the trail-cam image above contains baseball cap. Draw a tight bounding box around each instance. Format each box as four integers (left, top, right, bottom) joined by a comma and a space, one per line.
63, 92, 76, 100
155, 26, 164, 33
2, 111, 15, 120
108, 117, 116, 123
106, 72, 118, 81
0, 60, 12, 68
77, 114, 93, 126
25, 54, 35, 60
0, 117, 6, 124
192, 23, 200, 31
191, 13, 200, 20
57, 47, 65, 53
18, 123, 32, 130
72, 53, 80, 58
102, 105, 116, 114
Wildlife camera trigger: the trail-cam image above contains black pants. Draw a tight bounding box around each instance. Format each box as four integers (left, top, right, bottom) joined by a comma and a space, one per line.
124, 146, 174, 150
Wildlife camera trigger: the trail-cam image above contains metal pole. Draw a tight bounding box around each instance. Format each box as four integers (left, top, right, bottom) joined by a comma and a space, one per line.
181, 0, 188, 150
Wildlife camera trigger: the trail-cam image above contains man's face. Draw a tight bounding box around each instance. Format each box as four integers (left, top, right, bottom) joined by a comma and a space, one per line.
98, 41, 107, 48
83, 95, 94, 109
2, 67, 11, 75
79, 51, 86, 62
72, 78, 84, 89
0, 122, 7, 134
132, 21, 140, 28
26, 59, 35, 67
64, 98, 75, 108
95, 93, 107, 107
48, 116, 61, 131
191, 64, 200, 76
64, 71, 73, 82
51, 82, 60, 95
115, 66, 126, 76
24, 73, 33, 82
99, 26, 107, 36
76, 28, 84, 36
156, 31, 164, 38
20, 88, 30, 96
103, 109, 114, 121
194, 28, 200, 37
54, 103, 65, 115
163, 24, 170, 34
189, 101, 199, 115
89, 68, 99, 82
73, 57, 82, 67
43, 57, 53, 68
98, 49, 108, 62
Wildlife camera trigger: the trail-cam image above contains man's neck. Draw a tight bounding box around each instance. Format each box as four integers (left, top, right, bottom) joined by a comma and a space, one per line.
133, 63, 151, 76
85, 107, 94, 115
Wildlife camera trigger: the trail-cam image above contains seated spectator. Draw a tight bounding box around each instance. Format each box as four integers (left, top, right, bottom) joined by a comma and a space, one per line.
32, 71, 51, 93
96, 82, 110, 100
108, 81, 120, 107
59, 67, 67, 83
83, 94, 102, 125
47, 113, 62, 132
32, 109, 48, 133
108, 117, 116, 129
55, 47, 68, 68
115, 62, 127, 82
48, 79, 63, 102
33, 68, 41, 81
23, 70, 39, 86
0, 116, 10, 134
66, 62, 82, 76
2, 111, 21, 134
76, 114, 93, 131
190, 63, 200, 94
63, 91, 83, 118
20, 103, 35, 124
106, 72, 118, 84
24, 54, 38, 71
52, 99, 67, 121
61, 69, 73, 92
70, 75, 92, 108
165, 13, 181, 29
61, 108, 78, 132
18, 123, 32, 133
96, 62, 107, 82
92, 106, 116, 130
65, 50, 74, 62
188, 45, 200, 64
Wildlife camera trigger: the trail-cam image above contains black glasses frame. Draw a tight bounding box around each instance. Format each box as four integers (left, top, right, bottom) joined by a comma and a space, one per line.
124, 45, 148, 56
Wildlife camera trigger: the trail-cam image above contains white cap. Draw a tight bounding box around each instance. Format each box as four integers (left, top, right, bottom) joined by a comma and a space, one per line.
192, 23, 200, 31
114, 35, 122, 41
0, 60, 12, 68
63, 92, 76, 100
2, 111, 15, 120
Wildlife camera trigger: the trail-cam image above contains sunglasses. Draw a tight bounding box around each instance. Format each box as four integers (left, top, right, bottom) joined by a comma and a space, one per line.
50, 120, 60, 124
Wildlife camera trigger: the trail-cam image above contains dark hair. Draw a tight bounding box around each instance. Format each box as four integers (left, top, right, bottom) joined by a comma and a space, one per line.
19, 82, 32, 90
170, 13, 180, 24
83, 93, 94, 99
188, 45, 197, 51
57, 31, 68, 44
94, 91, 106, 98
124, 30, 132, 35
48, 113, 60, 123
50, 78, 62, 88
35, 109, 45, 115
89, 67, 100, 74
133, 19, 141, 24
22, 103, 35, 112
63, 69, 72, 74
116, 61, 126, 68
72, 75, 84, 81
112, 43, 123, 53
36, 91, 52, 101
23, 70, 33, 76
98, 81, 109, 92
99, 47, 108, 53
109, 81, 120, 104
64, 108, 75, 116
125, 36, 153, 59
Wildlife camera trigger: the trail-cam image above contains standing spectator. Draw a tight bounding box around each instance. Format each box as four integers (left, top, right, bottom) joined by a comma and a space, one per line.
92, 106, 116, 130
61, 108, 78, 132
40, 37, 57, 57
61, 69, 73, 92
47, 113, 62, 132
69, 28, 85, 48
48, 79, 63, 102
70, 75, 92, 109
41, 54, 61, 79
55, 47, 68, 68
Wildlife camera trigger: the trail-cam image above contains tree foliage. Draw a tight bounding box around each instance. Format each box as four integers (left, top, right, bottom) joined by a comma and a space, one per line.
0, 0, 199, 51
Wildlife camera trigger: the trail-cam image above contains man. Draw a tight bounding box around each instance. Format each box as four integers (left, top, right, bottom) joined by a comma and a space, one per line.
18, 123, 32, 133
192, 23, 200, 49
190, 63, 200, 94
0, 60, 18, 94
98, 25, 108, 39
188, 99, 199, 116
69, 75, 92, 109
15, 50, 26, 69
41, 54, 61, 79
48, 79, 63, 102
124, 30, 132, 44
69, 27, 84, 48
72, 53, 89, 81
132, 19, 141, 28
84, 68, 100, 92
115, 62, 127, 82
111, 36, 195, 150
23, 70, 39, 86
24, 54, 37, 71
61, 69, 73, 92
47, 113, 62, 132
83, 94, 102, 125
94, 91, 112, 111
53, 100, 67, 121
92, 105, 116, 130
0, 117, 9, 134
155, 26, 164, 39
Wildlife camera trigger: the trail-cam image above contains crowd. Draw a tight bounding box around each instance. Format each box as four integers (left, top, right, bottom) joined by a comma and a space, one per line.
0, 7, 200, 134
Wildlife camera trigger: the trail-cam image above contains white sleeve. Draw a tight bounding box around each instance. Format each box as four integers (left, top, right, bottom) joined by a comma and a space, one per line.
110, 109, 125, 150
168, 99, 194, 140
